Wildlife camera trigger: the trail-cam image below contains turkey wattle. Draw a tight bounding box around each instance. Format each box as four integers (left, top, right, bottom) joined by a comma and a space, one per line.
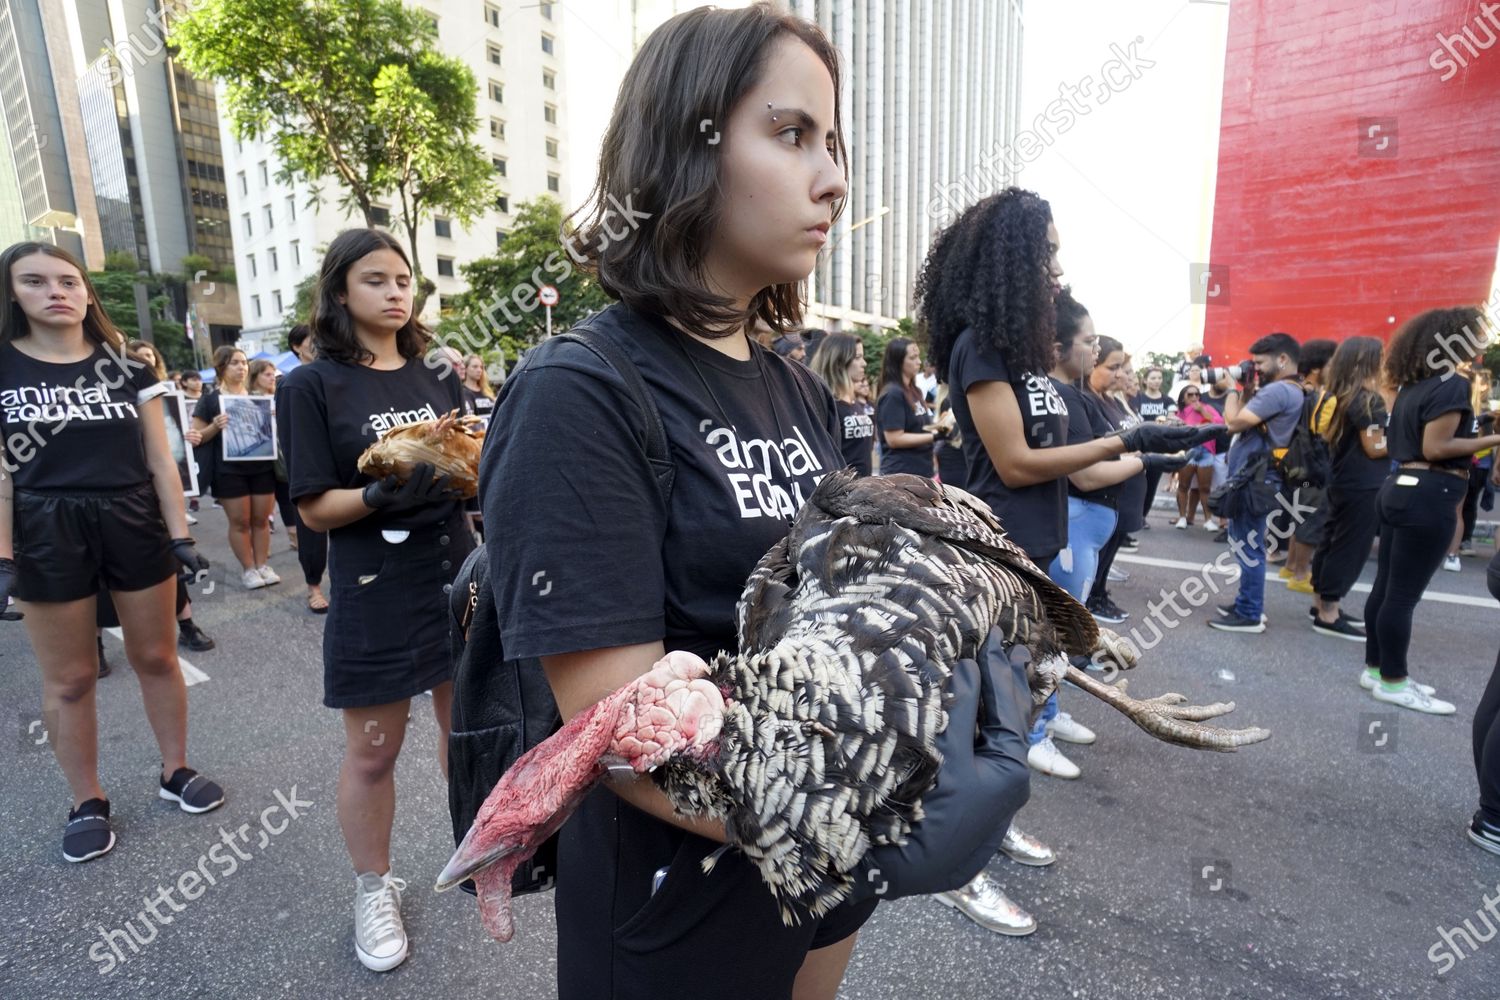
437, 470, 1270, 941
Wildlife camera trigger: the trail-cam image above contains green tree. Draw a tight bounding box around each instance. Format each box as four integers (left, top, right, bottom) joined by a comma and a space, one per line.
435, 196, 611, 366
171, 0, 494, 313
88, 272, 196, 372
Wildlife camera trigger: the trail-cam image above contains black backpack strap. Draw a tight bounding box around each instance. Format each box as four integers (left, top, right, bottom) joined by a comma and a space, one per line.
548, 326, 675, 507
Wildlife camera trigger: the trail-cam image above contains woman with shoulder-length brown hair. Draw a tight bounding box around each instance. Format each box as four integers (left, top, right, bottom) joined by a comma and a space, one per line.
277, 227, 469, 972
809, 331, 873, 475
0, 241, 221, 865
478, 6, 1034, 997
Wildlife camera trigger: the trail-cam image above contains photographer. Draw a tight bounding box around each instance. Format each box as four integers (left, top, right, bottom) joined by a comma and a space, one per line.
1282, 339, 1336, 592
1209, 333, 1305, 634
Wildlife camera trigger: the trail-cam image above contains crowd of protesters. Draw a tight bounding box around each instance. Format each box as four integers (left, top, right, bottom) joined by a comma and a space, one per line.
5, 6, 1500, 996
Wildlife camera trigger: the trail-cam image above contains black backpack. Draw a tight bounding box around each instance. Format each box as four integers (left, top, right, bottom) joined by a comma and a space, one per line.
1277, 388, 1333, 492
445, 323, 674, 897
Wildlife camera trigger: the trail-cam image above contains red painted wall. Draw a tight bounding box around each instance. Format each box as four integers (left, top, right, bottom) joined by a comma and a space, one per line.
1204, 0, 1500, 363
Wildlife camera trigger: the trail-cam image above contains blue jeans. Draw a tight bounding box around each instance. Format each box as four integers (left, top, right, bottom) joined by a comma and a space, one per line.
1229, 509, 1268, 620
1049, 498, 1118, 602
1027, 692, 1059, 747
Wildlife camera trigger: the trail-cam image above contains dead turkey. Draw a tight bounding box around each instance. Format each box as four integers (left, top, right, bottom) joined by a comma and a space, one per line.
437, 470, 1269, 941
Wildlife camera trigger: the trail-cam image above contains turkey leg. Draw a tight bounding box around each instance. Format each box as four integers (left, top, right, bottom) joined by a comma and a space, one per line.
1063, 666, 1271, 750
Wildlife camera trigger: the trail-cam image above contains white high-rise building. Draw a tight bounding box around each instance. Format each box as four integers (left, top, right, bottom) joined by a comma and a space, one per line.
791, 0, 1023, 328
219, 0, 570, 344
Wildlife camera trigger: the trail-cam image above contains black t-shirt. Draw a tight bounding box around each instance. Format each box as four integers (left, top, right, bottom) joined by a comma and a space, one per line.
946, 327, 1068, 560
1091, 389, 1146, 532
1200, 390, 1228, 417
193, 388, 275, 477
1328, 390, 1390, 491
834, 398, 874, 476
875, 383, 934, 477
278, 356, 466, 536
1387, 374, 1473, 470
1054, 378, 1120, 507
1133, 391, 1176, 422
0, 341, 168, 491
462, 385, 496, 426
483, 303, 842, 663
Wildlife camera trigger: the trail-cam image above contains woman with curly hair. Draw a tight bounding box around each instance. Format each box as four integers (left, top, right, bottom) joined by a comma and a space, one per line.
914, 188, 1209, 936
1362, 308, 1500, 715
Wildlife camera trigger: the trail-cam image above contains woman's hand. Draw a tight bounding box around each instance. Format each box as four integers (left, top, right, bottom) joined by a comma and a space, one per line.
213, 413, 229, 430
185, 429, 202, 447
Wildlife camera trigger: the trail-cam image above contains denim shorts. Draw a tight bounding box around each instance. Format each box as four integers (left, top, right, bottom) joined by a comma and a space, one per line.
1186, 445, 1217, 468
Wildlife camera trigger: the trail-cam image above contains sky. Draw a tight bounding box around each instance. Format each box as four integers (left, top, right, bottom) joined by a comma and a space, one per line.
567, 0, 1232, 361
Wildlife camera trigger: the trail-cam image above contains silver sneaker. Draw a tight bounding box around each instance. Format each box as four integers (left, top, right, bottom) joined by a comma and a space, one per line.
354, 871, 409, 972
935, 872, 1038, 936
1000, 826, 1056, 867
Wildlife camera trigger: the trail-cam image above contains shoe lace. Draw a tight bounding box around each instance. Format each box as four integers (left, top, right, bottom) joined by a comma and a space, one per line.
361, 877, 407, 942
967, 873, 1010, 910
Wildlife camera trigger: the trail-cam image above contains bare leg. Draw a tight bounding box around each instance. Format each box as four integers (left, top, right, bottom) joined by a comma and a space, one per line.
19, 596, 105, 808
792, 932, 859, 1000
249, 492, 275, 567
221, 496, 254, 571
428, 680, 453, 780
1176, 471, 1190, 520
1195, 465, 1214, 522
338, 700, 410, 874
113, 578, 189, 778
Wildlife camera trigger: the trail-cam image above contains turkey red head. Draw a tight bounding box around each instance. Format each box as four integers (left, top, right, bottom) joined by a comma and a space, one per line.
436, 650, 726, 941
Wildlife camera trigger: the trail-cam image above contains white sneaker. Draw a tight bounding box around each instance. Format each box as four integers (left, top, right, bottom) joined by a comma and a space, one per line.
354, 871, 409, 972
186, 513, 198, 526
1107, 567, 1129, 583
1370, 680, 1455, 715
1358, 668, 1434, 696
242, 568, 266, 590
1174, 517, 1188, 529
1443, 554, 1461, 572
1027, 736, 1081, 779
1204, 518, 1220, 531
935, 872, 1037, 936
257, 564, 282, 585
1047, 711, 1097, 745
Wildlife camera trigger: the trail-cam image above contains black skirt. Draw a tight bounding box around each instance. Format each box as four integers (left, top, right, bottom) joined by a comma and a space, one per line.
322, 512, 473, 708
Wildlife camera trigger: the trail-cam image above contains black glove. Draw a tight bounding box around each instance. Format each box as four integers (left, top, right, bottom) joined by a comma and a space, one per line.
848, 626, 1031, 903
1117, 422, 1219, 455
0, 556, 22, 620
1142, 453, 1189, 476
170, 538, 210, 582
361, 462, 462, 513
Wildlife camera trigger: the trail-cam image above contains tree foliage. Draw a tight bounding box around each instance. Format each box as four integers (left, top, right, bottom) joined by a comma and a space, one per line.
171, 0, 493, 313
89, 272, 196, 372
434, 197, 612, 368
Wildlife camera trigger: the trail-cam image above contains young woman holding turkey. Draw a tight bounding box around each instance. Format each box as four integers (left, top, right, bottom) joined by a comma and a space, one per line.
481, 6, 1031, 998
278, 227, 470, 972
0, 242, 222, 866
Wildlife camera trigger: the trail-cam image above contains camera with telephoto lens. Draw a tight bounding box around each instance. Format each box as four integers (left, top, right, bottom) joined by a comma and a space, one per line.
1208, 361, 1256, 387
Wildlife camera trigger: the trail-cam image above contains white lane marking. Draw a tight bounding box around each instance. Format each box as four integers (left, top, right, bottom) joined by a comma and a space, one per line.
1116, 554, 1494, 608
103, 627, 210, 685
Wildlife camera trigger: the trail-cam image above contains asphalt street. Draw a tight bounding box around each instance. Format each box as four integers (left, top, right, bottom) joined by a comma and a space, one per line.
1, 503, 1497, 1000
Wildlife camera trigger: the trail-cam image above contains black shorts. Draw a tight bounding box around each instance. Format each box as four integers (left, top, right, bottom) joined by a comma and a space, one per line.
1291, 486, 1328, 545
12, 484, 177, 603
322, 513, 473, 708
556, 791, 879, 1000
214, 467, 277, 498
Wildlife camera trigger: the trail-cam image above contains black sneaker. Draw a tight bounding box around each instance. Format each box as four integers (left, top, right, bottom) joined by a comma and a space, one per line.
1217, 603, 1267, 623
1208, 613, 1266, 633
1470, 813, 1500, 857
63, 798, 115, 863
178, 620, 216, 652
1312, 615, 1365, 641
96, 636, 111, 679
1089, 597, 1129, 624
1213, 528, 1229, 543
1307, 606, 1363, 627
1120, 535, 1140, 553
159, 767, 225, 814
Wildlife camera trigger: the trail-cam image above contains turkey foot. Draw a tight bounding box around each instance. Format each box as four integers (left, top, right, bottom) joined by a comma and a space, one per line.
1063, 666, 1270, 751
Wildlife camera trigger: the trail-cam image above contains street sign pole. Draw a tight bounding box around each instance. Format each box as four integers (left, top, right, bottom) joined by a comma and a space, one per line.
538, 284, 560, 338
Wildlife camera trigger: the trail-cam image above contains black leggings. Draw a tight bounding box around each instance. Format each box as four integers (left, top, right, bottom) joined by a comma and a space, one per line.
274, 478, 296, 528
1462, 465, 1485, 543
1310, 484, 1379, 603
1086, 526, 1126, 606
1476, 552, 1500, 825
1363, 470, 1465, 680
293, 505, 327, 587
1142, 472, 1162, 521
